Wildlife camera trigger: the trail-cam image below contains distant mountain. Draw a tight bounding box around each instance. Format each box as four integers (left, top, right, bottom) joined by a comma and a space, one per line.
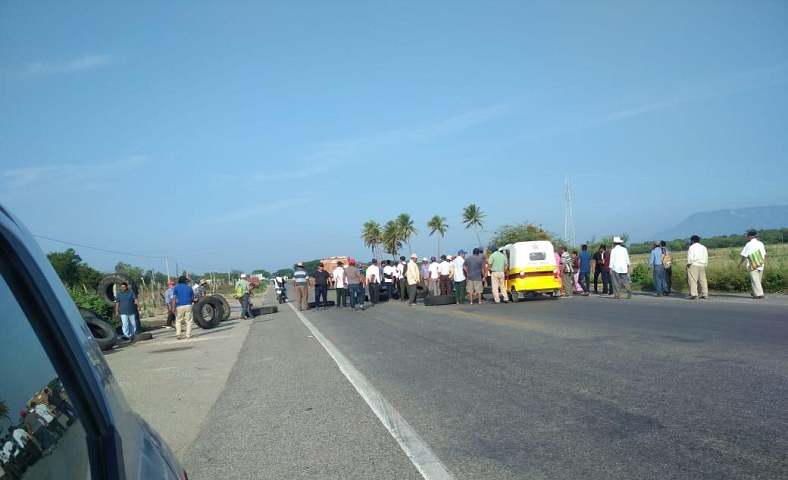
655, 205, 788, 240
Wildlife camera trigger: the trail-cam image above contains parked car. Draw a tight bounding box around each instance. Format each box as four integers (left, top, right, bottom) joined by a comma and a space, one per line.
0, 204, 187, 480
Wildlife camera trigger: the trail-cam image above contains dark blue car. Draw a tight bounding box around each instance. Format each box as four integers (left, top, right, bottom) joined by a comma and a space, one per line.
0, 205, 187, 480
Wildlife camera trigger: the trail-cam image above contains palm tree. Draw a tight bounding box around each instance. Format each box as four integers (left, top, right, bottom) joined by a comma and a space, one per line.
361, 220, 383, 260
0, 398, 10, 429
396, 213, 418, 256
462, 204, 486, 247
382, 220, 402, 259
427, 215, 449, 257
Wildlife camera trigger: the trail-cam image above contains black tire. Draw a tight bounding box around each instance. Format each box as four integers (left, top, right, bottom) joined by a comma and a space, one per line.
133, 332, 153, 341
79, 308, 119, 351
415, 284, 429, 299
510, 287, 520, 303
211, 295, 231, 321
307, 301, 335, 309
252, 305, 279, 315
424, 295, 455, 306
96, 274, 138, 305
193, 296, 223, 329
483, 286, 492, 295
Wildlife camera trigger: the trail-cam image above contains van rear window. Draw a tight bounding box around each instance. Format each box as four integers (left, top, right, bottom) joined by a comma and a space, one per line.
529, 252, 546, 261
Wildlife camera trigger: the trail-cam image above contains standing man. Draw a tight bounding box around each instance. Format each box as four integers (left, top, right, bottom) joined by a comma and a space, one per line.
609, 237, 632, 299
661, 241, 673, 295
421, 258, 430, 286
292, 263, 310, 311
20, 410, 55, 452
332, 261, 347, 308
439, 255, 452, 295
171, 275, 195, 339
397, 256, 408, 302
345, 258, 366, 311
428, 256, 441, 296
686, 235, 709, 300
558, 246, 574, 298
463, 248, 486, 305
578, 245, 592, 295
163, 280, 176, 329
366, 259, 381, 306
235, 274, 253, 319
648, 241, 668, 296
488, 244, 509, 303
453, 250, 467, 304
114, 282, 139, 341
34, 402, 66, 438
382, 260, 396, 302
406, 254, 421, 306
313, 263, 330, 309
739, 229, 767, 299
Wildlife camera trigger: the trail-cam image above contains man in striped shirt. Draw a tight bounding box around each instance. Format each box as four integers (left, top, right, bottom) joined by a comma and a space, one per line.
292, 263, 309, 311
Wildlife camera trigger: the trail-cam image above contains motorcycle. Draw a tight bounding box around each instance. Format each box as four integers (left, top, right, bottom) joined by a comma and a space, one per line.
276, 285, 287, 304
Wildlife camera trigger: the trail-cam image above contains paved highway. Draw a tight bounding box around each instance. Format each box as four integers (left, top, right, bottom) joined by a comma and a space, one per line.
182, 288, 787, 479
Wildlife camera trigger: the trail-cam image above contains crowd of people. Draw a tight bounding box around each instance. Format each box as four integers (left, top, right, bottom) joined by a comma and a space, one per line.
283, 229, 769, 312
1, 383, 76, 480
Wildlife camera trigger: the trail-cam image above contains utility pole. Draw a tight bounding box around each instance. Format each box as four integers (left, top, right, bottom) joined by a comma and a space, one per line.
564, 174, 576, 247
165, 255, 171, 282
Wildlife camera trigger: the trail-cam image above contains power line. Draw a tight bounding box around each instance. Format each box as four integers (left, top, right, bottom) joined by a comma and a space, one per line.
32, 234, 165, 259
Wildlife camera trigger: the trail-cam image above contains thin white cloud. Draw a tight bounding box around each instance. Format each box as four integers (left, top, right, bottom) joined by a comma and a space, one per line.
0, 156, 147, 199
5, 54, 113, 81
202, 198, 311, 225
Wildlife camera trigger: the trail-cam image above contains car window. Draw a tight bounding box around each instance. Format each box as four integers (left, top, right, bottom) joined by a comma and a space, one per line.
529, 252, 546, 261
0, 272, 91, 480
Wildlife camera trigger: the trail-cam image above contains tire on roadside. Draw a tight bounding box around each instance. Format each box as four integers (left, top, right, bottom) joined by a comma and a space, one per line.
192, 296, 223, 329
97, 274, 138, 305
307, 301, 335, 309
133, 332, 153, 341
79, 308, 119, 351
211, 294, 232, 321
415, 284, 429, 299
252, 305, 279, 315
423, 295, 455, 306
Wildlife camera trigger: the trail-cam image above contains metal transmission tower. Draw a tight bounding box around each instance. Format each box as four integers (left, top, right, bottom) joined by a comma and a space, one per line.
564, 175, 576, 247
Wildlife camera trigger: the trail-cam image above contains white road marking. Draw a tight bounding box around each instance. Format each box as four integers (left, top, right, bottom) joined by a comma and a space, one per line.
287, 302, 455, 480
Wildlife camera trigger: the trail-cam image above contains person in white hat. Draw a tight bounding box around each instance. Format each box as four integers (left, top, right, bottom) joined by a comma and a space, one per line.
406, 253, 421, 305
609, 237, 632, 299
235, 273, 254, 318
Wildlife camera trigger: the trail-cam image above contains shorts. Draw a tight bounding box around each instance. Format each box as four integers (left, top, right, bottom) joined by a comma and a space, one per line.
467, 280, 484, 294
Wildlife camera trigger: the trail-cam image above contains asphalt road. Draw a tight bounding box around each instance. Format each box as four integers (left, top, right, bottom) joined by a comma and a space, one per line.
182, 287, 787, 479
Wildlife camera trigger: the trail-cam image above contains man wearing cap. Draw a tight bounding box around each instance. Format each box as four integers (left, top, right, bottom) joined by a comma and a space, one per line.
463, 248, 486, 305
488, 244, 509, 303
406, 254, 421, 305
345, 258, 366, 311
292, 263, 309, 311
235, 273, 254, 319
648, 241, 668, 296
332, 261, 347, 308
428, 256, 441, 296
366, 259, 381, 306
739, 229, 767, 299
438, 255, 452, 295
313, 263, 331, 309
609, 237, 632, 299
172, 275, 195, 338
163, 280, 176, 329
397, 256, 408, 302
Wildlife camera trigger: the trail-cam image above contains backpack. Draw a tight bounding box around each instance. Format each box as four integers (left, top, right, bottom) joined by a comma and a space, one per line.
661, 248, 672, 269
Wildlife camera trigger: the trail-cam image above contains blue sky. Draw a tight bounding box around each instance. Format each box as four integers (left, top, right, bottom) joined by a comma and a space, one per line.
1, 1, 787, 275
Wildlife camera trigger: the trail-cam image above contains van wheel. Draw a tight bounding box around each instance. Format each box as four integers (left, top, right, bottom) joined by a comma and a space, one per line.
510, 287, 520, 303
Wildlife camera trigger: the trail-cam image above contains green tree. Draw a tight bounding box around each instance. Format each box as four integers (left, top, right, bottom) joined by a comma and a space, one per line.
462, 204, 486, 247
491, 222, 558, 247
300, 260, 322, 276
47, 248, 83, 286
362, 220, 384, 260
382, 220, 403, 260
115, 262, 144, 283
274, 268, 294, 278
427, 215, 449, 257
0, 398, 10, 428
396, 213, 418, 256
76, 264, 104, 290
252, 269, 272, 278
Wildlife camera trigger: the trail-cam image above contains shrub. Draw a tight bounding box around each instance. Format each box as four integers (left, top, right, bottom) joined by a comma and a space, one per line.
67, 287, 118, 327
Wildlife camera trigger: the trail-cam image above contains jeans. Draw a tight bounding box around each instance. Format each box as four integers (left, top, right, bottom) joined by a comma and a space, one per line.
335, 287, 347, 307
119, 313, 137, 337
664, 267, 673, 294
594, 269, 612, 294
239, 293, 254, 318
454, 280, 466, 303
652, 265, 667, 294
34, 426, 58, 449
314, 284, 328, 308
385, 282, 395, 300
579, 272, 590, 293
349, 284, 365, 309
368, 283, 380, 305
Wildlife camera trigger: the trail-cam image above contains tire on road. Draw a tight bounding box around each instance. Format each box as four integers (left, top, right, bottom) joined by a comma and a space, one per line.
211, 294, 232, 321
193, 296, 223, 329
423, 295, 455, 306
133, 332, 153, 341
252, 305, 279, 315
307, 301, 335, 309
79, 308, 119, 351
97, 274, 138, 305
415, 284, 429, 299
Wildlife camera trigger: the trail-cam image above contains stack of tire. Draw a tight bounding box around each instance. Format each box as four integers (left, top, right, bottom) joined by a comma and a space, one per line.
193, 295, 226, 329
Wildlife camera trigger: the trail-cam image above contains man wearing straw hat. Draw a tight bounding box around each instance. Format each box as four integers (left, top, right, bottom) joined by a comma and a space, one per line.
609, 236, 632, 299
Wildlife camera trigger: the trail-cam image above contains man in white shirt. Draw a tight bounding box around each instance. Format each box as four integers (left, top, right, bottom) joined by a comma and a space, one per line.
452, 250, 467, 304
382, 260, 396, 301
686, 235, 709, 299
365, 259, 381, 306
609, 237, 632, 299
438, 255, 452, 295
428, 257, 441, 296
396, 256, 408, 301
739, 229, 767, 299
34, 402, 66, 438
332, 261, 347, 308
11, 426, 41, 464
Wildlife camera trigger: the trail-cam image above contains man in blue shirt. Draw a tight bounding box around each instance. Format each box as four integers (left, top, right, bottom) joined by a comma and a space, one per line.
170, 276, 195, 339
578, 244, 592, 295
114, 282, 139, 340
648, 242, 668, 296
